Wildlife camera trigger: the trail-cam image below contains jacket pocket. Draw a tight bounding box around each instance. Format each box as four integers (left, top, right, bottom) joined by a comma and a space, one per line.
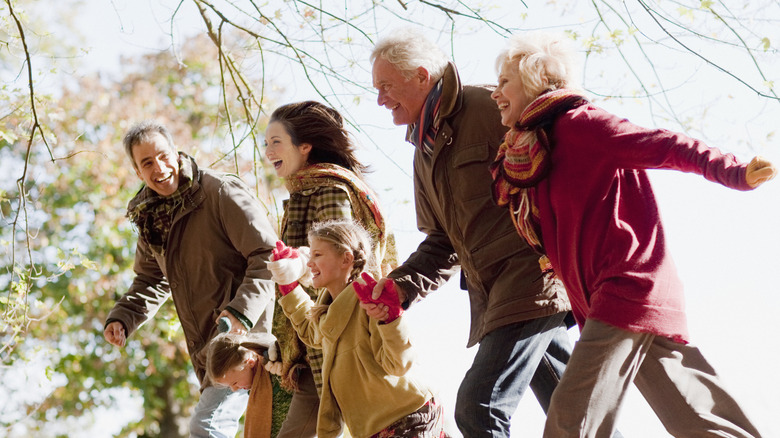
450, 141, 492, 201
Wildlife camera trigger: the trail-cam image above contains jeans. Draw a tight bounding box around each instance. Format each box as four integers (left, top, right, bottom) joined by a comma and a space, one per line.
189, 385, 249, 438
454, 312, 572, 438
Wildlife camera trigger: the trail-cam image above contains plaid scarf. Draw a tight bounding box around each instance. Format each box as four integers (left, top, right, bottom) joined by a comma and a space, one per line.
126, 153, 195, 256
285, 163, 388, 249
410, 79, 443, 155
490, 89, 587, 253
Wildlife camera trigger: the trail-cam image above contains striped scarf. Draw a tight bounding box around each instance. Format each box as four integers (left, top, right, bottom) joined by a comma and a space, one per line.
490, 89, 587, 253
410, 79, 443, 155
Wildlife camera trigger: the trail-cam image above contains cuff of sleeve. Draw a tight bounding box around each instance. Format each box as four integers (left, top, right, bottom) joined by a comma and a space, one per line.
105, 318, 128, 333
225, 306, 253, 330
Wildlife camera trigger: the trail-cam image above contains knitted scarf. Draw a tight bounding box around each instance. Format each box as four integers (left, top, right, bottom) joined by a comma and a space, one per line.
126, 153, 195, 256
490, 89, 587, 253
410, 78, 443, 155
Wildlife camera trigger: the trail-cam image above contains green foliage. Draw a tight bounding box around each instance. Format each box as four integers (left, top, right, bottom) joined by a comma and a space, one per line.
0, 21, 275, 437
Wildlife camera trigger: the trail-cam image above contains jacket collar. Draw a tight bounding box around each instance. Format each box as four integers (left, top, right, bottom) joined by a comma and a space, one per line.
406, 62, 462, 143
318, 284, 360, 341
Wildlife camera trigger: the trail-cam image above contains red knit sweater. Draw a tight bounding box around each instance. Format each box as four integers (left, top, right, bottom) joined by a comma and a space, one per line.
537, 104, 752, 343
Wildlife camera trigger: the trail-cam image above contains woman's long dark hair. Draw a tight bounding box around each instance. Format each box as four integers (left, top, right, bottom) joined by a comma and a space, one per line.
269, 101, 368, 176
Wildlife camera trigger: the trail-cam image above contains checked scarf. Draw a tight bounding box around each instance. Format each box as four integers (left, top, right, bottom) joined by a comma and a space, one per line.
490, 89, 587, 254
285, 163, 394, 272
410, 78, 443, 155
126, 153, 195, 256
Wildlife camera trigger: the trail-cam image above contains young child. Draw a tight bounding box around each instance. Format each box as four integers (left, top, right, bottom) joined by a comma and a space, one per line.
205, 331, 278, 438
267, 219, 445, 438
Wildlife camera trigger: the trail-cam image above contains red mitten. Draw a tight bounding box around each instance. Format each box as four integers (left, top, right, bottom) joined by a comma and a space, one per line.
272, 240, 298, 261
353, 272, 404, 323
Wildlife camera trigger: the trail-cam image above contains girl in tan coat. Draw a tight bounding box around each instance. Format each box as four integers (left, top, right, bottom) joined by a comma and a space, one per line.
268, 219, 445, 438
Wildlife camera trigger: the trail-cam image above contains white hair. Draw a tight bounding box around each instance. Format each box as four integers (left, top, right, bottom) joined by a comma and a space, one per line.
495, 32, 582, 99
370, 27, 450, 81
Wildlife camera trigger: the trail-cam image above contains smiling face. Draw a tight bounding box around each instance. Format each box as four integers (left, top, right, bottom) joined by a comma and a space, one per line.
307, 237, 353, 296
491, 59, 535, 127
213, 357, 256, 392
372, 57, 432, 126
132, 132, 180, 197
264, 121, 311, 178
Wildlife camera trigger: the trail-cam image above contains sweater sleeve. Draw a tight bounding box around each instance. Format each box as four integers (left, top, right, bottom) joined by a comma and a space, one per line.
561, 105, 751, 191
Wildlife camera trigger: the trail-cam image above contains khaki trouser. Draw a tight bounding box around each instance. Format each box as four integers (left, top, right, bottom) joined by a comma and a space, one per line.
544, 319, 761, 438
276, 367, 319, 438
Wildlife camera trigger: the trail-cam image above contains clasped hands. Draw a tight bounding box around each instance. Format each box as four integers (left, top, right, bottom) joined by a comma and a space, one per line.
267, 241, 312, 295
353, 272, 405, 323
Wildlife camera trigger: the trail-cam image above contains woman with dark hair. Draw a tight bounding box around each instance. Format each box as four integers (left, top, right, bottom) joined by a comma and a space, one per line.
263, 100, 396, 437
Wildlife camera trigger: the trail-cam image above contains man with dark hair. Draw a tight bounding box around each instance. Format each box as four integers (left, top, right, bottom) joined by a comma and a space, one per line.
104, 120, 277, 437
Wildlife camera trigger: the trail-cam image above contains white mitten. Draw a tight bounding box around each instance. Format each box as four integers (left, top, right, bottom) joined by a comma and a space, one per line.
264, 360, 284, 376
267, 244, 311, 286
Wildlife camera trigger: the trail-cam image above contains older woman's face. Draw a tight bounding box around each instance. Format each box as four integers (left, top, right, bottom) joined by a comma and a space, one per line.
491, 59, 534, 127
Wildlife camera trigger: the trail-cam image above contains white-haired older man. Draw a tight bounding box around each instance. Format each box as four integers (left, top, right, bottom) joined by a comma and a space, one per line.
365, 29, 579, 438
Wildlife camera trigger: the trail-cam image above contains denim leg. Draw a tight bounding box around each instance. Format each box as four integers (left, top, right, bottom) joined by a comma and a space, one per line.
528, 323, 572, 413
454, 312, 569, 438
189, 386, 249, 438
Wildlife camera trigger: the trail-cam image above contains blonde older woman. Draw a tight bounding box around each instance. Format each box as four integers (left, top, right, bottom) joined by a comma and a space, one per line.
489, 32, 774, 438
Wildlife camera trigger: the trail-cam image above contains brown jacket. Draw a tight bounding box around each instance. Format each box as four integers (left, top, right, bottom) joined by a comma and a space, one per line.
388, 63, 571, 347
106, 157, 277, 386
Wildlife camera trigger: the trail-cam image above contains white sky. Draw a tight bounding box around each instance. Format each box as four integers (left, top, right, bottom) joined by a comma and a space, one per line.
9, 0, 779, 437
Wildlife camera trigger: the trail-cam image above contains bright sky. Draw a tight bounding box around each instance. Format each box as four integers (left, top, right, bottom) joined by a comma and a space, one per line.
12, 0, 779, 437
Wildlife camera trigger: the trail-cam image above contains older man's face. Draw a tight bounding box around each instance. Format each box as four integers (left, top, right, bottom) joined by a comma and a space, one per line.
372, 57, 431, 126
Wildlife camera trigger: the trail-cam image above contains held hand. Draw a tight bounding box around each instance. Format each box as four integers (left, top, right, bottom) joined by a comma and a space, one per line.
271, 240, 298, 261
103, 321, 127, 348
268, 241, 312, 288
746, 156, 777, 188
216, 310, 246, 335
353, 272, 404, 322
359, 301, 390, 321
264, 360, 284, 376
265, 341, 279, 362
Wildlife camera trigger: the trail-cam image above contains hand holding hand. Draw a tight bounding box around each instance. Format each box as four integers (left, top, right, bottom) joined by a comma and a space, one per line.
268, 241, 312, 294
353, 272, 404, 323
216, 310, 246, 335
263, 344, 283, 376
103, 321, 127, 348
746, 156, 777, 188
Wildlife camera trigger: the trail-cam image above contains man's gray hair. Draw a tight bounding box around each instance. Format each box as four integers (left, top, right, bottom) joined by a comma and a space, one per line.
123, 120, 176, 167
370, 27, 450, 81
